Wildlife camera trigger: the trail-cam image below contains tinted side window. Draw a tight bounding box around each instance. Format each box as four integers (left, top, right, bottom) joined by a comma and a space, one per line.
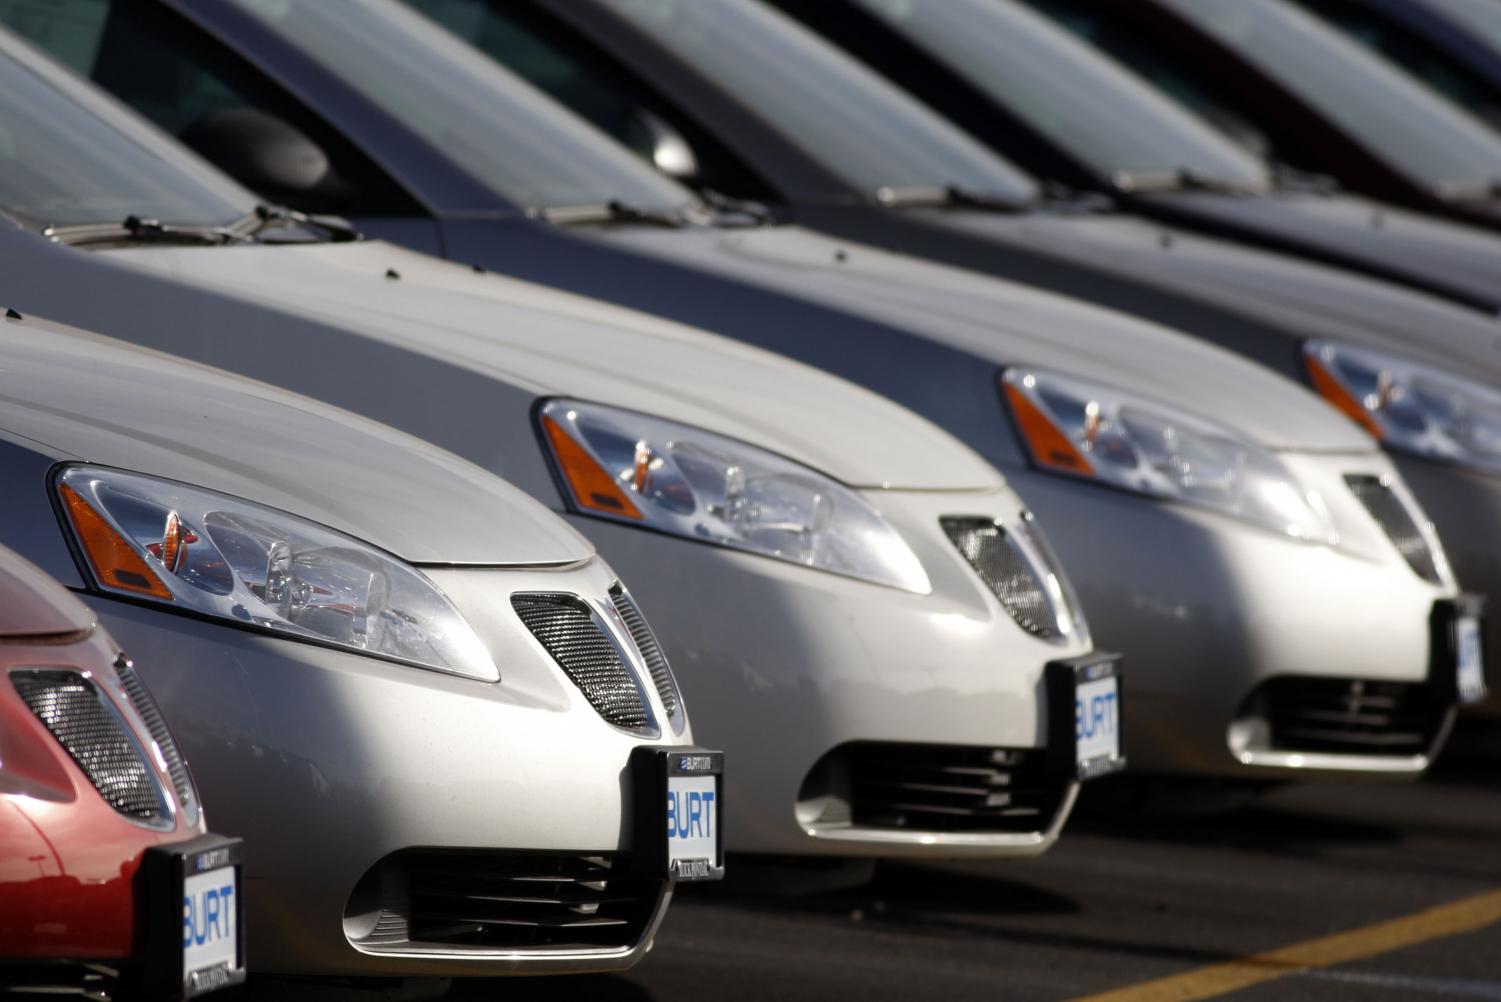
0, 0, 421, 215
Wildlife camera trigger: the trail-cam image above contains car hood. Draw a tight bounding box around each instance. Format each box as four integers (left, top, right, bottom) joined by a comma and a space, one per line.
1137, 190, 1501, 314
0, 313, 593, 565
101, 240, 1003, 491
600, 224, 1374, 452
933, 207, 1501, 381
0, 544, 96, 637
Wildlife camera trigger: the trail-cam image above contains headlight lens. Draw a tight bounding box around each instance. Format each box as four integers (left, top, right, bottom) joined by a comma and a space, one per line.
56, 466, 496, 680
1305, 340, 1501, 475
1002, 369, 1337, 543
538, 400, 931, 593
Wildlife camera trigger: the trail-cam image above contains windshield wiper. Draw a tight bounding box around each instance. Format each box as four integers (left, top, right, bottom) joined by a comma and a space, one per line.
45, 214, 254, 248
1433, 178, 1501, 203
1037, 180, 1118, 213
874, 184, 1033, 213
535, 200, 688, 228
698, 188, 774, 226
1270, 163, 1340, 195
1111, 167, 1259, 195
237, 203, 362, 242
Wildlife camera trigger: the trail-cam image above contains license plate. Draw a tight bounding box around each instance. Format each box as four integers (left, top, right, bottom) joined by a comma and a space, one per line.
1047, 654, 1126, 780
1076, 674, 1120, 766
182, 865, 240, 995
632, 747, 724, 882
143, 836, 246, 998
667, 768, 719, 880
1457, 615, 1488, 705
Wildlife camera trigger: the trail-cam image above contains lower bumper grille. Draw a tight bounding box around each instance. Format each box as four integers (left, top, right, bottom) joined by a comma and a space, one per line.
801, 742, 1069, 834
1251, 677, 1447, 756
348, 851, 664, 954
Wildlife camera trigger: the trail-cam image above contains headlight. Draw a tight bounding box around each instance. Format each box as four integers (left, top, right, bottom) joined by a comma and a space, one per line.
1305, 340, 1501, 475
1002, 369, 1337, 543
537, 400, 931, 593
56, 466, 496, 681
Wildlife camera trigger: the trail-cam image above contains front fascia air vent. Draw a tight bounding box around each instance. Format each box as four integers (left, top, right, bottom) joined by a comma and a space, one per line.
512, 594, 655, 733
12, 668, 173, 829
941, 515, 1083, 643
1344, 475, 1446, 584
609, 584, 683, 730
115, 656, 199, 825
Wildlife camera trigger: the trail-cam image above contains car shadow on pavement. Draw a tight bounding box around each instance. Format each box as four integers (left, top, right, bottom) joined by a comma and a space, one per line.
441, 975, 653, 1000
246, 974, 654, 1002
1066, 778, 1402, 849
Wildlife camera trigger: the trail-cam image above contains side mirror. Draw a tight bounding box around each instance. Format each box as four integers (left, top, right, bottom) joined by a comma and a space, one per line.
625, 108, 701, 182
180, 107, 344, 208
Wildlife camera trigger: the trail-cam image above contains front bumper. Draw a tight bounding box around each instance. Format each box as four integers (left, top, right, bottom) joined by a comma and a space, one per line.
83, 557, 694, 978
1393, 452, 1501, 722
567, 486, 1098, 859
1004, 450, 1461, 780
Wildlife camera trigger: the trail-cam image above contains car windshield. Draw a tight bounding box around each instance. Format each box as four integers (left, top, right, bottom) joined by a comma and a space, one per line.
848, 0, 1270, 192
1294, 0, 1501, 134
225, 0, 698, 213
588, 0, 1039, 204
1156, 0, 1501, 193
0, 37, 252, 229
1418, 0, 1501, 55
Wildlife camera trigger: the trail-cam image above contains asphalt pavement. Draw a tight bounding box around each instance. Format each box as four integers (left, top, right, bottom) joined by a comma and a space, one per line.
254, 756, 1501, 1002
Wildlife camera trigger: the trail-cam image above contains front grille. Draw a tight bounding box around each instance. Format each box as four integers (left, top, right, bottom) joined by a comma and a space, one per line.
512, 594, 649, 730
12, 669, 165, 823
803, 742, 1069, 834
351, 851, 663, 953
1345, 475, 1443, 584
116, 658, 197, 822
942, 517, 1061, 639
1253, 677, 1446, 756
610, 585, 681, 719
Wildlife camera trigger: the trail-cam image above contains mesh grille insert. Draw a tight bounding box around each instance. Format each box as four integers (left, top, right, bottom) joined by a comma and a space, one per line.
1251, 677, 1447, 757
513, 594, 649, 729
116, 659, 196, 820
353, 851, 664, 953
13, 669, 164, 822
1345, 475, 1442, 584
942, 517, 1060, 639
610, 586, 680, 719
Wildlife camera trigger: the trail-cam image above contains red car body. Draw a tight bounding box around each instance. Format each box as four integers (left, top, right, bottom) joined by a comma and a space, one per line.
0, 544, 208, 985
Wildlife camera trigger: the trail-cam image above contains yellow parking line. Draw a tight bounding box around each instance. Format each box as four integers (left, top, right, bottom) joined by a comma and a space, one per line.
1068, 887, 1501, 1002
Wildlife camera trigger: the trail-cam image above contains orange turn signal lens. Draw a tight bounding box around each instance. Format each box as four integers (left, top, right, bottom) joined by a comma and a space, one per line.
1003, 379, 1096, 477
1304, 354, 1383, 440
542, 414, 644, 520
58, 483, 172, 600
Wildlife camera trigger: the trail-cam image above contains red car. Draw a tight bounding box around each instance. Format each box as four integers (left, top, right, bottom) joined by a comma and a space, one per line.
0, 545, 243, 998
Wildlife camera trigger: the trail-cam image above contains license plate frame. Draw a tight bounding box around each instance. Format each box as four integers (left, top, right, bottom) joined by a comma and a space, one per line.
1434, 594, 1488, 706
631, 747, 725, 883
142, 834, 246, 999
1047, 653, 1126, 781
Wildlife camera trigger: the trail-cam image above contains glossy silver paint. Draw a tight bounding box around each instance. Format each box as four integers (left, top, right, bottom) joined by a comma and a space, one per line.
13, 233, 1101, 854
67, 234, 1462, 781
0, 19, 1459, 798
0, 312, 693, 976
